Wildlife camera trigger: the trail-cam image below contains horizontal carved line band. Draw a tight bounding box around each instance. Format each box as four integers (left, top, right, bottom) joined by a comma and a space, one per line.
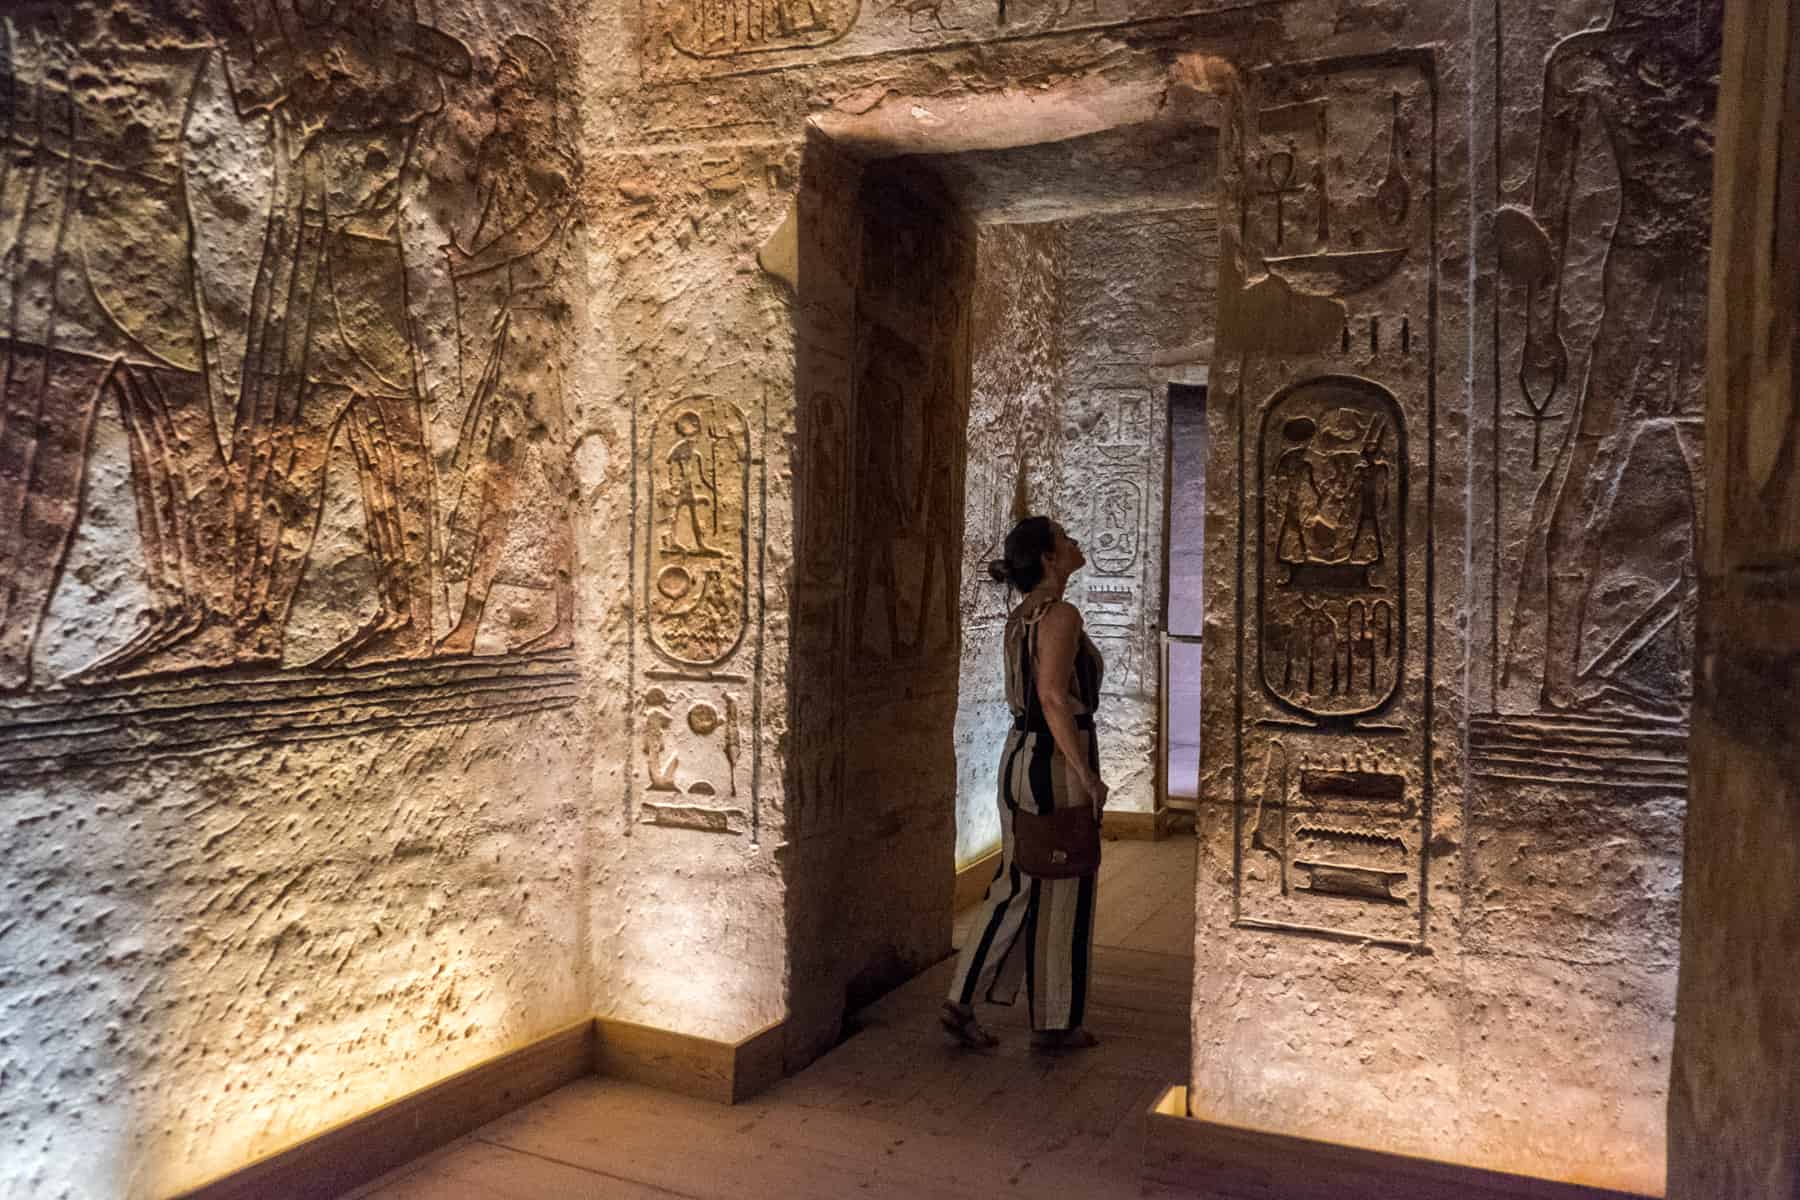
0, 652, 581, 773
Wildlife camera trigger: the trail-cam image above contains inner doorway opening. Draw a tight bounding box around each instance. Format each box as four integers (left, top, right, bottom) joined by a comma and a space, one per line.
1161, 381, 1208, 812
787, 97, 1222, 1063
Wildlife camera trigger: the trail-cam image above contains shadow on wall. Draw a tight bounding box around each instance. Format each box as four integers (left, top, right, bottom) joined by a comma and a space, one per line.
784, 140, 974, 1065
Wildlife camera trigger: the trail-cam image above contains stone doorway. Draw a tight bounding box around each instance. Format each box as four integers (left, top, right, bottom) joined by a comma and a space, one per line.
785, 83, 1222, 1069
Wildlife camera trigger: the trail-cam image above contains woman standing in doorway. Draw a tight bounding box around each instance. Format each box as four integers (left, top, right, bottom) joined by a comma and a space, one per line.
942, 516, 1107, 1051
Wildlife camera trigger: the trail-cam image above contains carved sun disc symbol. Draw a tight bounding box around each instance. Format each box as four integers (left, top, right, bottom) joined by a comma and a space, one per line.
687, 703, 722, 735
657, 564, 693, 600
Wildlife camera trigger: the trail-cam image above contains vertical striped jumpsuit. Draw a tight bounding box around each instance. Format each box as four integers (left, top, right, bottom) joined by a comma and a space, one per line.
946, 597, 1104, 1032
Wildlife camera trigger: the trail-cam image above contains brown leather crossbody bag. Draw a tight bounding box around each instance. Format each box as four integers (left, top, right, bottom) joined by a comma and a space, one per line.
1012, 797, 1102, 879
1009, 615, 1102, 880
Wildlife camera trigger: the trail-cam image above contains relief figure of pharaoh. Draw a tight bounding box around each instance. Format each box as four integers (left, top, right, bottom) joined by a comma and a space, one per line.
1503, 0, 1722, 716
0, 4, 234, 690
215, 0, 471, 669
437, 35, 578, 657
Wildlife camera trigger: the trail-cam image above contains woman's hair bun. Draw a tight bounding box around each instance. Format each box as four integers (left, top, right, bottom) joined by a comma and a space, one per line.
987, 558, 1010, 584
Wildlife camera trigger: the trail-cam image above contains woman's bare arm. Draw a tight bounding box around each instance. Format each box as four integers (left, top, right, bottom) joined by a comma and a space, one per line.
1033, 602, 1108, 807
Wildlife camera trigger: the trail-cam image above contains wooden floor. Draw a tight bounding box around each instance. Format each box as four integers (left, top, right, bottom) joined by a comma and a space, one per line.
347, 834, 1197, 1200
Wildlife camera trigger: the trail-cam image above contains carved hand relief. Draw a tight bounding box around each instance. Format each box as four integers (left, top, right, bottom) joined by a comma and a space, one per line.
1258, 377, 1405, 721
647, 397, 752, 667
1490, 0, 1720, 722
0, 7, 582, 758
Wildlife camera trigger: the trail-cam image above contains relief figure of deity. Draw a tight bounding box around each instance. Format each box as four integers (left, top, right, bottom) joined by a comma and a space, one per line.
1273, 407, 1390, 590
437, 35, 577, 656
0, 7, 234, 689
216, 0, 471, 668
1502, 0, 1722, 716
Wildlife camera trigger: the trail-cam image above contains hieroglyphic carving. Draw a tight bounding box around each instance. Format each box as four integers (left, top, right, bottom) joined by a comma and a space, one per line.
655, 0, 860, 59
1089, 478, 1142, 575
1237, 739, 1423, 942
1493, 0, 1721, 720
1223, 50, 1436, 949
1251, 100, 1328, 253
641, 0, 1251, 81
647, 396, 751, 666
798, 385, 849, 591
1084, 583, 1135, 628
1091, 632, 1135, 696
1259, 377, 1404, 721
0, 5, 584, 730
1063, 382, 1153, 681
639, 680, 746, 828
1069, 386, 1153, 464
1248, 89, 1417, 300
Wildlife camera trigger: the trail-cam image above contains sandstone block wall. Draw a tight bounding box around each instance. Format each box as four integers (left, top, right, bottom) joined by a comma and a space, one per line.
0, 3, 597, 1195
954, 223, 1063, 865
0, 0, 1734, 1193
954, 208, 1217, 861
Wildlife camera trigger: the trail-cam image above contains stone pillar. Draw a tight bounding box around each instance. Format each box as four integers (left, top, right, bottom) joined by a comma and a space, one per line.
1668, 1, 1800, 1194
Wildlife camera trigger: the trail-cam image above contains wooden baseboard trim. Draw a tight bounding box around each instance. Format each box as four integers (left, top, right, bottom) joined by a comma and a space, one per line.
1104, 807, 1175, 841
1143, 1086, 1654, 1200
176, 1019, 597, 1200
594, 1015, 787, 1105
953, 846, 1003, 911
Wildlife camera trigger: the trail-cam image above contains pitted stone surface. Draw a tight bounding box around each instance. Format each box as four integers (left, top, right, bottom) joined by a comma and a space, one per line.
0, 0, 1727, 1195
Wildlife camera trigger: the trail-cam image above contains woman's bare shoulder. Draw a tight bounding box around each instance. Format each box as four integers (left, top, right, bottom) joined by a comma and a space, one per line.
1036, 599, 1083, 633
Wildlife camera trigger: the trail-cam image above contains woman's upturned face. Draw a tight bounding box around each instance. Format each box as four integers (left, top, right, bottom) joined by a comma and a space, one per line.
1044, 523, 1086, 580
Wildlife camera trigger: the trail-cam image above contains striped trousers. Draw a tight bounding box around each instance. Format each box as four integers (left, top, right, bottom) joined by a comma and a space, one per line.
945, 726, 1098, 1032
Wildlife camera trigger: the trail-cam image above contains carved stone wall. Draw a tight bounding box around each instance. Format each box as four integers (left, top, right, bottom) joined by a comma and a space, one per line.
954, 222, 1063, 865
1058, 209, 1217, 814
954, 207, 1215, 861
782, 152, 975, 1063
0, 2, 595, 1195
1190, 2, 1718, 1192
0, 0, 1733, 1192
1465, 0, 1720, 1184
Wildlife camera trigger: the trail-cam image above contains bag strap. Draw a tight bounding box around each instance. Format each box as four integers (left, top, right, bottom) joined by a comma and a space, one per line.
1007, 601, 1053, 814
1019, 598, 1054, 732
